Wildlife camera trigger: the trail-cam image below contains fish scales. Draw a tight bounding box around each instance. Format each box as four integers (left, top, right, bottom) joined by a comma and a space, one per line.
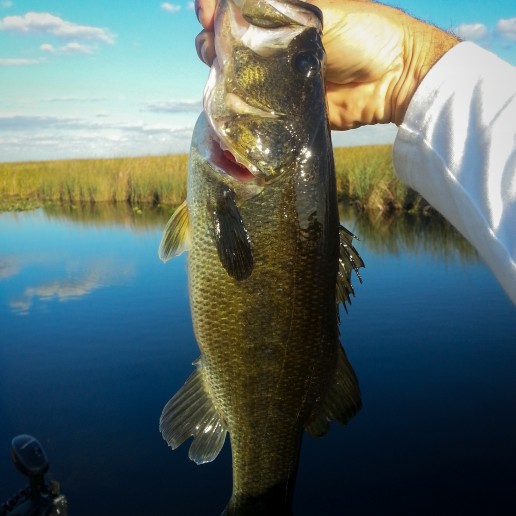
159, 0, 364, 514
189, 140, 339, 498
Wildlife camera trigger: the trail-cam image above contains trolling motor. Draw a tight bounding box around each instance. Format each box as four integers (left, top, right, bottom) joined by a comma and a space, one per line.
0, 435, 67, 516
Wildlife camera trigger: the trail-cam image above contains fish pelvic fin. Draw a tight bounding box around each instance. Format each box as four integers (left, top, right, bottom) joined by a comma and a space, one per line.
210, 186, 253, 281
305, 345, 361, 437
337, 225, 365, 313
158, 200, 191, 262
159, 358, 227, 465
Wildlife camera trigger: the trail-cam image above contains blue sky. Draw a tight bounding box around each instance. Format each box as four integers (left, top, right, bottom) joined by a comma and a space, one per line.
1, 0, 515, 162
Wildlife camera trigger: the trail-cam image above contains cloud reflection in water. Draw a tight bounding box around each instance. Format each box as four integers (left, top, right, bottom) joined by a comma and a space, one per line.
8, 260, 134, 315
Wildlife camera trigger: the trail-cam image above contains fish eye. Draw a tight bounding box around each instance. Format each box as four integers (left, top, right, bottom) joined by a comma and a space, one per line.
294, 52, 320, 77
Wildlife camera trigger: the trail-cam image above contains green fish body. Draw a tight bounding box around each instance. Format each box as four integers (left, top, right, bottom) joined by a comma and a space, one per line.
159, 1, 363, 514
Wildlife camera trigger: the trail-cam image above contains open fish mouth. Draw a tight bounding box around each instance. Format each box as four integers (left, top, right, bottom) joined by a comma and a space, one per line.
202, 0, 323, 182
200, 118, 260, 184
214, 145, 257, 183
203, 58, 267, 180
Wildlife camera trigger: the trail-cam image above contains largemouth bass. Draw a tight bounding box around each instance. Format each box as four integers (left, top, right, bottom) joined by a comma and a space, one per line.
159, 0, 364, 513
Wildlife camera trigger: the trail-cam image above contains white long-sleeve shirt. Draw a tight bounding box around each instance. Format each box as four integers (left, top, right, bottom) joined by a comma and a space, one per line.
393, 42, 516, 304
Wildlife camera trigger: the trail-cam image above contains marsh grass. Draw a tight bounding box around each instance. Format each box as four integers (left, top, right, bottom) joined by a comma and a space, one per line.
334, 145, 432, 213
0, 146, 430, 213
0, 155, 187, 210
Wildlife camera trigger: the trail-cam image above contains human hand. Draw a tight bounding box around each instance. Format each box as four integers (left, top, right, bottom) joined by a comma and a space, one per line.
193, 0, 458, 130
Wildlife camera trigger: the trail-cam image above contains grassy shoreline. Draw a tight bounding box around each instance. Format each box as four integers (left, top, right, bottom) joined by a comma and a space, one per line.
0, 145, 432, 214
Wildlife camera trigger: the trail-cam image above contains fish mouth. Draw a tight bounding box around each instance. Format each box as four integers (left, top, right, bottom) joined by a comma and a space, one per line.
203, 120, 260, 184
215, 146, 257, 183
203, 59, 269, 181
202, 0, 323, 182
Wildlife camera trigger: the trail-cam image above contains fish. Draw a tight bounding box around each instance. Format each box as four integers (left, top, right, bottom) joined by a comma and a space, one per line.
158, 0, 364, 514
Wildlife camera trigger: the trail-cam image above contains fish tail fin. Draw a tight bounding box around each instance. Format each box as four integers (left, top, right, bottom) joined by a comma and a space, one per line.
159, 358, 227, 464
305, 345, 361, 437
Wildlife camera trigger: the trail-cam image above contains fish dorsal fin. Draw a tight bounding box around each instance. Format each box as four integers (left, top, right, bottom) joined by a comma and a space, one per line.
159, 359, 227, 465
305, 345, 361, 437
211, 187, 253, 281
159, 201, 191, 262
337, 225, 365, 313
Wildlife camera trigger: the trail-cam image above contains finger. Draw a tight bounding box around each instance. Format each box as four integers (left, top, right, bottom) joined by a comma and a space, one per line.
195, 0, 217, 31
195, 30, 216, 66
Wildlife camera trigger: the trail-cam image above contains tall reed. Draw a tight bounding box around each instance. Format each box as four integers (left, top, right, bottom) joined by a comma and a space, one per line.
334, 145, 432, 213
0, 146, 431, 213
0, 155, 188, 208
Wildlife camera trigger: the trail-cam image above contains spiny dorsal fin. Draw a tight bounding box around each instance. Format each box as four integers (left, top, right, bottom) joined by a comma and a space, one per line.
159, 201, 190, 262
159, 358, 227, 465
211, 187, 253, 281
337, 225, 365, 313
305, 345, 361, 437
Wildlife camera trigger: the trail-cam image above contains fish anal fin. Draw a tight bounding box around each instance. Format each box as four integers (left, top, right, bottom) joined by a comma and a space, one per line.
158, 200, 191, 262
159, 358, 227, 465
337, 225, 364, 312
305, 345, 361, 437
211, 186, 253, 281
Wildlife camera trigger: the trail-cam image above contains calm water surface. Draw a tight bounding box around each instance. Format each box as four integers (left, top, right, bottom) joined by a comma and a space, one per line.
1, 205, 515, 515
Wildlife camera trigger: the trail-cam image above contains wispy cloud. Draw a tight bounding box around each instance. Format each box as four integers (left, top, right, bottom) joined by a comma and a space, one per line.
41, 96, 108, 103
0, 114, 194, 161
143, 99, 203, 113
454, 23, 488, 41
496, 18, 516, 41
0, 114, 193, 135
187, 2, 195, 10
40, 41, 96, 55
161, 3, 181, 13
0, 1, 13, 8
0, 57, 44, 65
0, 11, 116, 44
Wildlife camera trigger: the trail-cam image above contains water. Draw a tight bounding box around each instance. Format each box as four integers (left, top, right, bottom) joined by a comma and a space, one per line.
1, 205, 515, 515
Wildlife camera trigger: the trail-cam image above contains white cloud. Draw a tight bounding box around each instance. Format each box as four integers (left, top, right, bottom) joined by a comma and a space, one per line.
143, 99, 203, 113
0, 114, 194, 161
42, 96, 107, 103
161, 3, 181, 13
0, 57, 44, 65
496, 18, 516, 41
453, 23, 488, 41
40, 41, 96, 55
187, 2, 195, 10
0, 11, 115, 44
1, 1, 13, 8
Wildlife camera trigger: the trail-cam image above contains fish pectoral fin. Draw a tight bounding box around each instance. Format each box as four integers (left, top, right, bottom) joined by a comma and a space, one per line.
211, 186, 253, 281
305, 345, 361, 437
159, 358, 227, 465
337, 225, 365, 313
158, 200, 191, 262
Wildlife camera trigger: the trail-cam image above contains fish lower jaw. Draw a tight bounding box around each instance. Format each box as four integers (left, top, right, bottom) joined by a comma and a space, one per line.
208, 130, 259, 183
218, 137, 259, 177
